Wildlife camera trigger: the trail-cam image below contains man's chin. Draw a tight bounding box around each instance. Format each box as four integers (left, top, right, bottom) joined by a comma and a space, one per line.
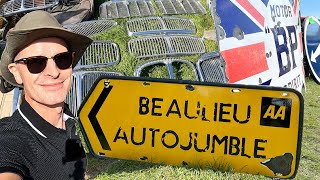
25, 87, 69, 107
36, 93, 67, 107
40, 100, 66, 108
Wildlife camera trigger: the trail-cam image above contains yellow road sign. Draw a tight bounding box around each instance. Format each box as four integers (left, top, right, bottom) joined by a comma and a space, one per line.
78, 76, 303, 179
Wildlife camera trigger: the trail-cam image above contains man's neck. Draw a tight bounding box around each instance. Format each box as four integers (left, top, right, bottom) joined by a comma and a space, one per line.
25, 96, 65, 129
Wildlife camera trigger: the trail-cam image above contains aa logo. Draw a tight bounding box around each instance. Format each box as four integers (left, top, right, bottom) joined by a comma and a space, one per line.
260, 97, 292, 128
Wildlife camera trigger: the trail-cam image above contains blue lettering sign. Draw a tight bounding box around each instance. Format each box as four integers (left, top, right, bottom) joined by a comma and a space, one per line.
270, 5, 292, 18
271, 26, 298, 77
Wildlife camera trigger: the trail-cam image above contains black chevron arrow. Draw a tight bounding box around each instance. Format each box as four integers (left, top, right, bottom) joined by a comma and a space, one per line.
88, 85, 113, 151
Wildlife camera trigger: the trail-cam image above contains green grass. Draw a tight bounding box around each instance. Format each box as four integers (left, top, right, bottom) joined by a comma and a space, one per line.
295, 78, 320, 179
82, 78, 320, 180
86, 157, 265, 180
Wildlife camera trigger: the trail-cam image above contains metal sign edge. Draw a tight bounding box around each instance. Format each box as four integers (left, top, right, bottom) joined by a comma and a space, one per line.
77, 76, 304, 178
304, 16, 320, 84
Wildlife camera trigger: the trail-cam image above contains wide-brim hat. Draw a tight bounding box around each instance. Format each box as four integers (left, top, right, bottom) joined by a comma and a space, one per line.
0, 10, 93, 87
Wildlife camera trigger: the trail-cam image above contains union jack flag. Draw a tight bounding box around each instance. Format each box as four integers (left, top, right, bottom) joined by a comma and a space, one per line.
216, 0, 300, 83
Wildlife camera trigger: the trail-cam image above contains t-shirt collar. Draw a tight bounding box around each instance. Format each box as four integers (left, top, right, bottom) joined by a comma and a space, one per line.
17, 99, 75, 138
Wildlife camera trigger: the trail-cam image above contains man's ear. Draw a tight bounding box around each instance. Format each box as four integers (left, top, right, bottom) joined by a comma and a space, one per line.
8, 63, 23, 85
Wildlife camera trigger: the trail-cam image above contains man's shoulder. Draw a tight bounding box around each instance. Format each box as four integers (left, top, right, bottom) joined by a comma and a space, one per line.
0, 112, 24, 128
0, 114, 31, 141
0, 119, 33, 159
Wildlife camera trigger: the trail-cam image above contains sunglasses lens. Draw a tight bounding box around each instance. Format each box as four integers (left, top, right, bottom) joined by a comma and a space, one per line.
54, 52, 74, 70
26, 57, 48, 74
17, 52, 74, 74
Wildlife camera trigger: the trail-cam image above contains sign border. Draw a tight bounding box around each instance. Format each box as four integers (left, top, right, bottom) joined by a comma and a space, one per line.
77, 76, 304, 178
304, 16, 320, 84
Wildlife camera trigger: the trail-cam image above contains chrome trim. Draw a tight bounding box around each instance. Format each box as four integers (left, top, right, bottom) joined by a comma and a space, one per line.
155, 0, 206, 15
0, 0, 59, 17
74, 40, 120, 70
63, 20, 117, 37
99, 0, 155, 19
134, 58, 199, 81
196, 51, 228, 83
128, 35, 205, 58
126, 16, 196, 36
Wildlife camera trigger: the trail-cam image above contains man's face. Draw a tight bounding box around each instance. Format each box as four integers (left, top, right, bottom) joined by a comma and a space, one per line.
8, 37, 72, 107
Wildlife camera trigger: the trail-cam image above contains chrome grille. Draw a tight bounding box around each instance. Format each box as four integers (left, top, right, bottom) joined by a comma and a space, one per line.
128, 35, 205, 58
65, 74, 78, 116
134, 58, 199, 81
126, 16, 196, 36
155, 0, 206, 15
75, 41, 120, 70
66, 71, 123, 116
197, 52, 228, 83
63, 20, 117, 37
99, 0, 155, 19
0, 0, 58, 17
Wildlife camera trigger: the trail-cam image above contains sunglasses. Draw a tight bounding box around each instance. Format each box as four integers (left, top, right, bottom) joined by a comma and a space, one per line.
15, 52, 75, 74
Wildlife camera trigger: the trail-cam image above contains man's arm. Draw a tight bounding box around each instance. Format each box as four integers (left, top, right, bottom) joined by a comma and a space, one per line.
0, 172, 22, 180
0, 124, 27, 180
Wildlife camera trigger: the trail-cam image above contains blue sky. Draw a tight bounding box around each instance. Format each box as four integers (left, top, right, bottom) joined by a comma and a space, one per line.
300, 0, 320, 18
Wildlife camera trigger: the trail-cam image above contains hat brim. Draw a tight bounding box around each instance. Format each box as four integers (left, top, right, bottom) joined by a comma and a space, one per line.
0, 27, 92, 87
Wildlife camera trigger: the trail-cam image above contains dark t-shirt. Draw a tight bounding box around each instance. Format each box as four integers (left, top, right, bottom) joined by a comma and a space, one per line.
0, 100, 86, 180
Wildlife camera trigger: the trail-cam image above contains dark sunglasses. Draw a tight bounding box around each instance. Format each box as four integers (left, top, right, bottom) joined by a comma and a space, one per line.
15, 51, 75, 74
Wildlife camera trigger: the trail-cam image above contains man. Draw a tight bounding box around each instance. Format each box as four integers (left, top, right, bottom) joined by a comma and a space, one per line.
0, 10, 92, 179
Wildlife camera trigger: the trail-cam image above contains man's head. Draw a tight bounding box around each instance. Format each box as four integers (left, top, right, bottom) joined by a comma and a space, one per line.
0, 10, 92, 106
8, 37, 73, 106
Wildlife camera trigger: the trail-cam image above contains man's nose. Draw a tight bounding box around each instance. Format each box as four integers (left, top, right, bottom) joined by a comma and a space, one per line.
43, 58, 60, 78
